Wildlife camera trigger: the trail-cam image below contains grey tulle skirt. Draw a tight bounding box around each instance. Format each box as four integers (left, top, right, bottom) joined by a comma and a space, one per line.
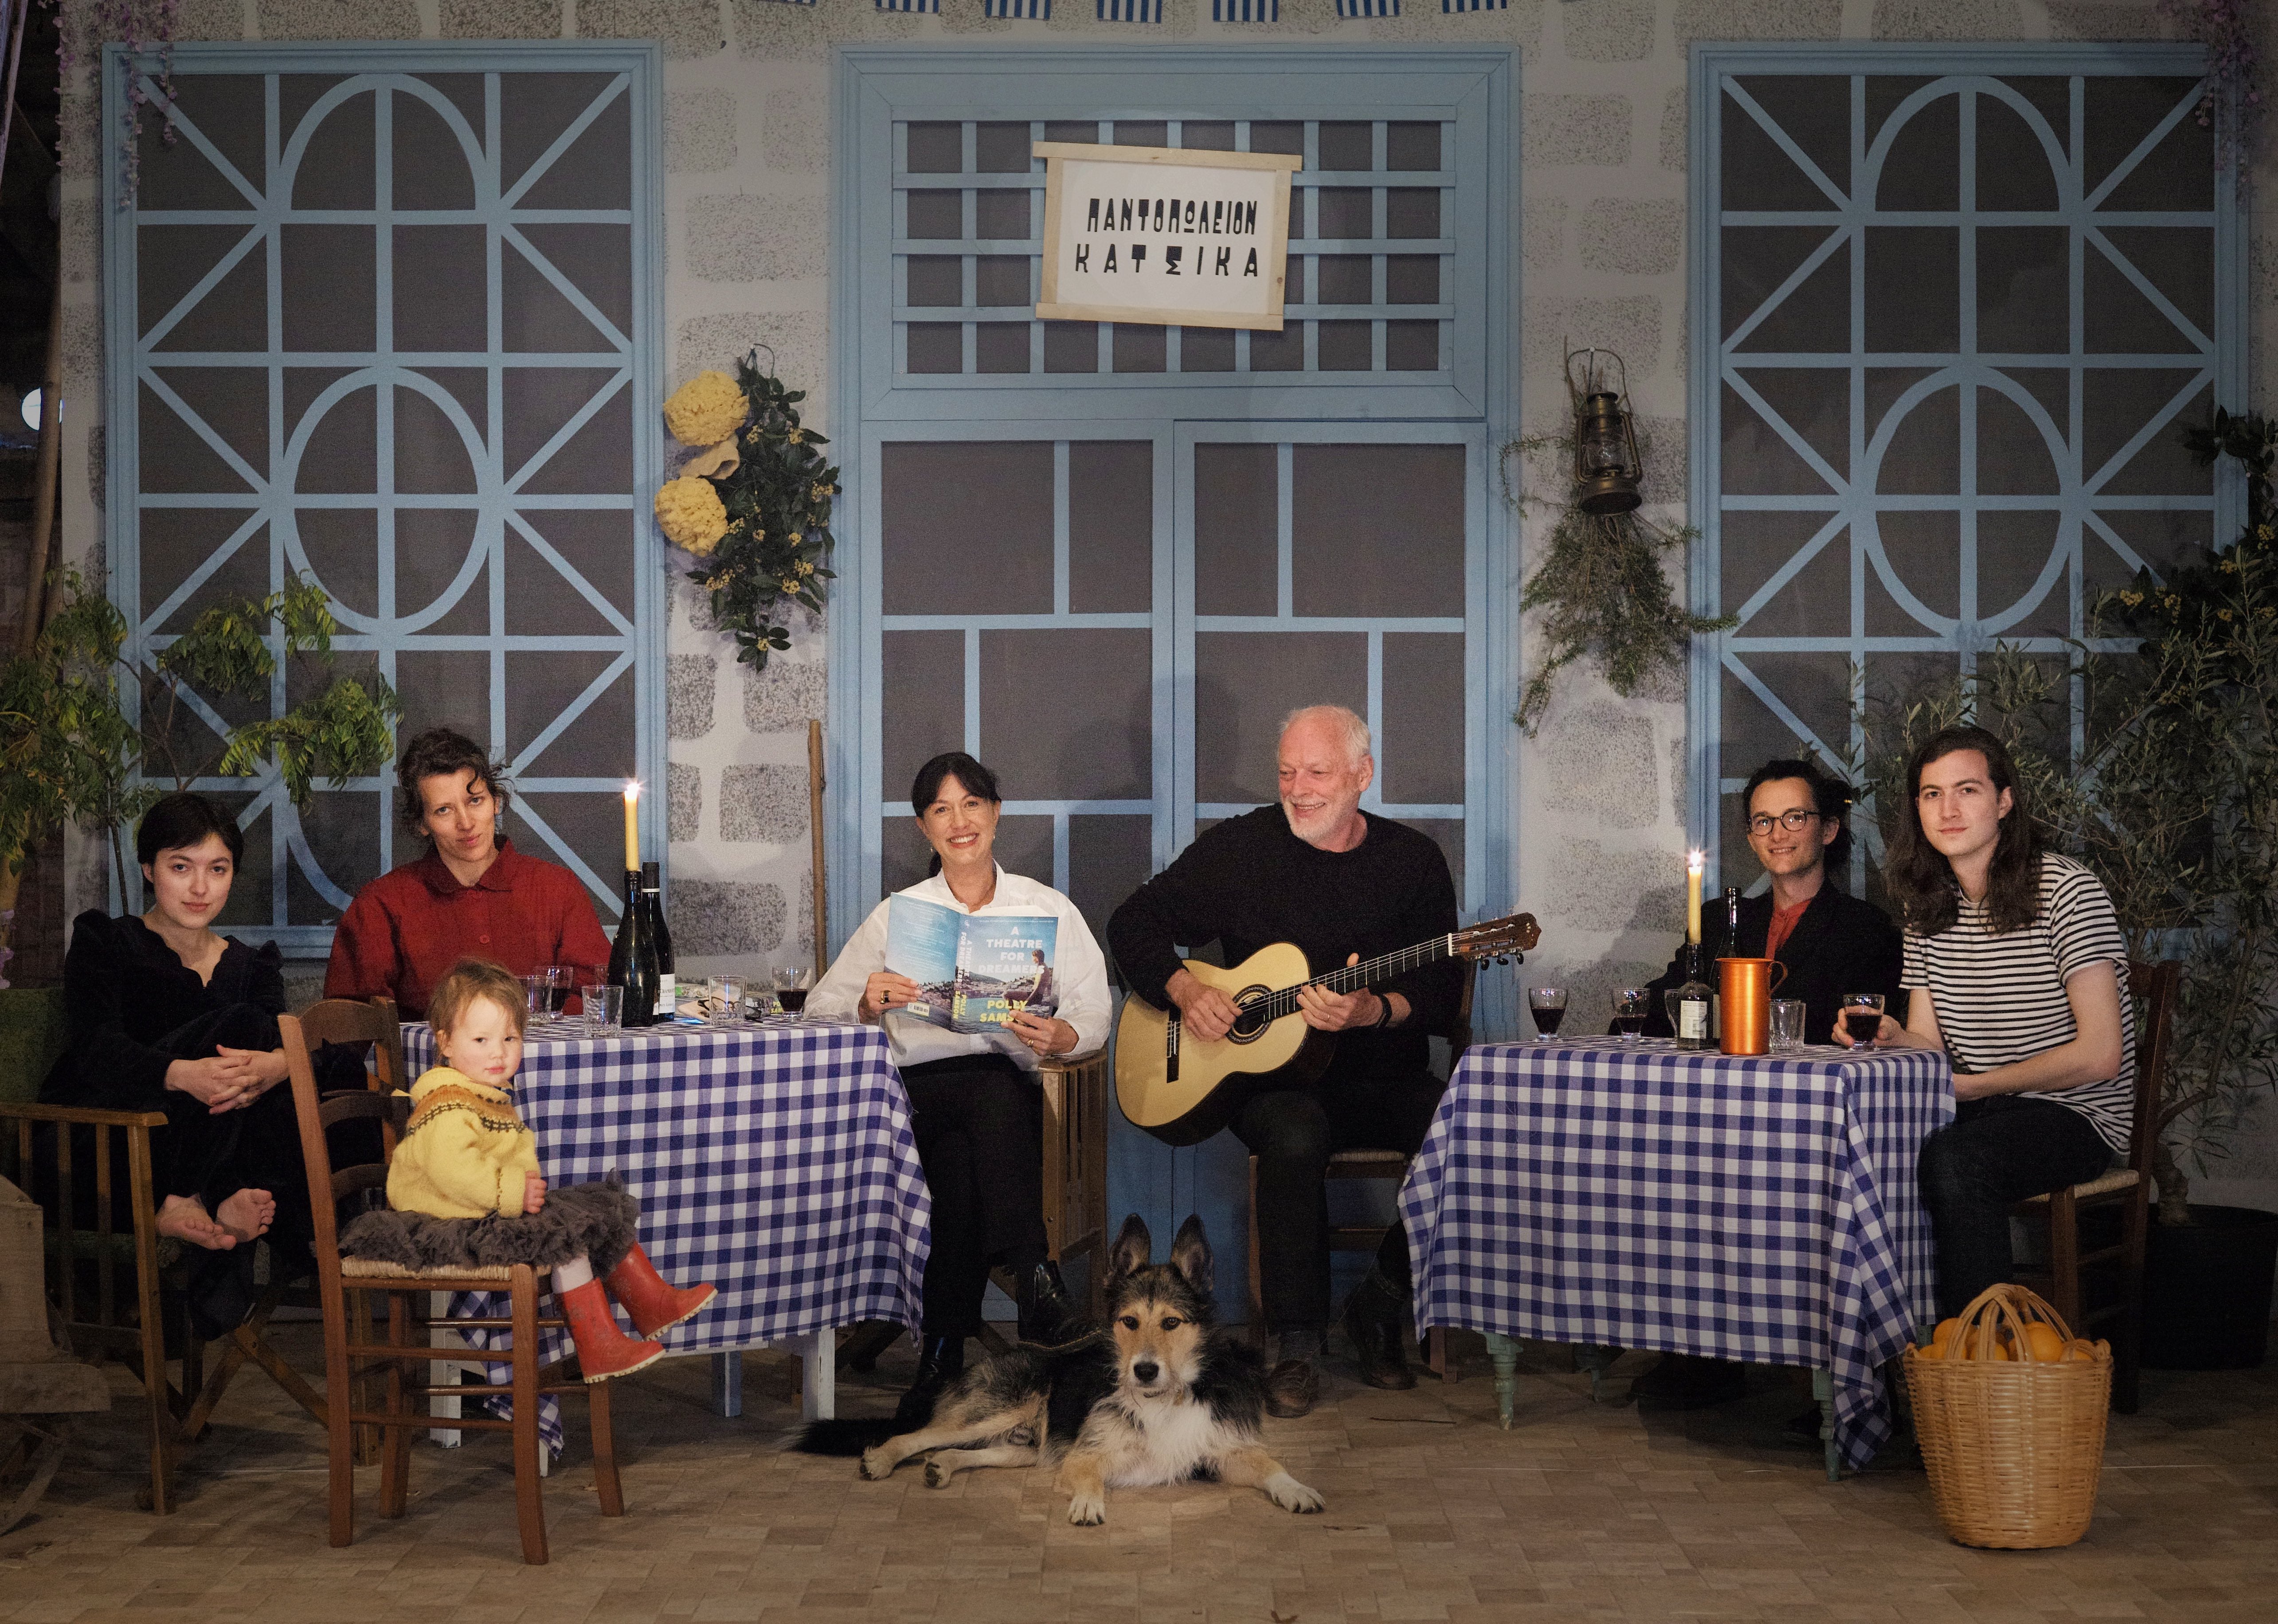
338, 1175, 640, 1276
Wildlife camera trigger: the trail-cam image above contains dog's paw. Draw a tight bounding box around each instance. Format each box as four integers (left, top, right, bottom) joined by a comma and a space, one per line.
1066, 1492, 1107, 1526
924, 1459, 954, 1489
1266, 1473, 1324, 1515
858, 1447, 894, 1481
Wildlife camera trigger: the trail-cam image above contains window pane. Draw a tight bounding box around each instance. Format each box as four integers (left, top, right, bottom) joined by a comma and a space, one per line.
882, 442, 1053, 614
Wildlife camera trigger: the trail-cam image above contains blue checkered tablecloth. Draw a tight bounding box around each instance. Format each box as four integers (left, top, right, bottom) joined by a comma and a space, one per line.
399, 1016, 931, 1442
1400, 1037, 1953, 1470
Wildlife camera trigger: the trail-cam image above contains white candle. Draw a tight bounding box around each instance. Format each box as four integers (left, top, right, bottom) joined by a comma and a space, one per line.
624, 781, 641, 873
1686, 848, 1704, 945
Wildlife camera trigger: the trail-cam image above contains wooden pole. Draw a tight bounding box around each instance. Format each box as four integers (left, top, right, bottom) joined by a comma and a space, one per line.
806, 718, 827, 978
16, 277, 63, 658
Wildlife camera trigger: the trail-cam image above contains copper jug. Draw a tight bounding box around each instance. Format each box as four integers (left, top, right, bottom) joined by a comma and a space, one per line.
1718, 956, 1789, 1057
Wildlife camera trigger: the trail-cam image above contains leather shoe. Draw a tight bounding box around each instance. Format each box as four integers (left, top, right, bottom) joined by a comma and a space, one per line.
1342, 1286, 1416, 1390
1264, 1357, 1319, 1419
1631, 1353, 1746, 1410
1015, 1259, 1074, 1345
893, 1334, 966, 1429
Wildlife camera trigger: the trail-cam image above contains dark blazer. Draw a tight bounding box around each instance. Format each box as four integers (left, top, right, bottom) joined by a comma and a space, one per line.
1639, 884, 1905, 1045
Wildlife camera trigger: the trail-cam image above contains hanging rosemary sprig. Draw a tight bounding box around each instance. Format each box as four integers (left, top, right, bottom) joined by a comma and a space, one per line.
1505, 431, 1734, 737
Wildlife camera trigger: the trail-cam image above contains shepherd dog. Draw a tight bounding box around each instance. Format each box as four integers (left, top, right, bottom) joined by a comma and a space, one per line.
797, 1214, 1323, 1526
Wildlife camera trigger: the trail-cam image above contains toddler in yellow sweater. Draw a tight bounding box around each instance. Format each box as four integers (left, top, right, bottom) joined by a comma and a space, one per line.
340, 958, 715, 1382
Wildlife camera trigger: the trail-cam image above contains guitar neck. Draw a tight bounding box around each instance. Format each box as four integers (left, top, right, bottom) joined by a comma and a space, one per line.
1253, 935, 1456, 1024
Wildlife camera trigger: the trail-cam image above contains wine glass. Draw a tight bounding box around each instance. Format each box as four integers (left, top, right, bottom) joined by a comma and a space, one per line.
773, 965, 814, 1017
1611, 986, 1650, 1042
1840, 992, 1886, 1051
1527, 986, 1568, 1038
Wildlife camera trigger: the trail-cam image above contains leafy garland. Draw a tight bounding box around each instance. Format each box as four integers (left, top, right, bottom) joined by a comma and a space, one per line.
1504, 431, 1733, 736
662, 353, 839, 668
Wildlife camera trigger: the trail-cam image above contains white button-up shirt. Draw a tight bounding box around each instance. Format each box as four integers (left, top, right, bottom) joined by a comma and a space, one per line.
806, 865, 1113, 1071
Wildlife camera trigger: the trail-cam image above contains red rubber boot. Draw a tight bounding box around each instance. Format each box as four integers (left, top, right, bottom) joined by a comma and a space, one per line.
558, 1278, 664, 1383
604, 1243, 719, 1340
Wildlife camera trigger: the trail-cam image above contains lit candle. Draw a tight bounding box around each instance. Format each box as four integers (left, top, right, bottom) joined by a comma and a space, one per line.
623, 781, 641, 873
1686, 848, 1704, 945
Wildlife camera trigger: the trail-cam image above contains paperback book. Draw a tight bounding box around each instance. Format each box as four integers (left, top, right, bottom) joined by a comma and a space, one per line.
885, 895, 1059, 1034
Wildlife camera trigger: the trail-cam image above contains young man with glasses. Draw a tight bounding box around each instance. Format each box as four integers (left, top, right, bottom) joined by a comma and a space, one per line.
1628, 756, 1906, 1409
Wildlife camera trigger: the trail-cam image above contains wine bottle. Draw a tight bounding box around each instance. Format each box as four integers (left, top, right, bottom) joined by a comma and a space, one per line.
608, 868, 661, 1028
1671, 941, 1713, 1050
1722, 886, 1743, 956
641, 860, 676, 1019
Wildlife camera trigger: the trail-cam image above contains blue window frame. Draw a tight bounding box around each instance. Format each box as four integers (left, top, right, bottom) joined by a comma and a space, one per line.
102, 42, 665, 950
1687, 42, 2241, 891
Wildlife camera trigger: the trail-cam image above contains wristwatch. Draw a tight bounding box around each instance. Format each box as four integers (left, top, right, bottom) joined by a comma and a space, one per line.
1373, 994, 1395, 1030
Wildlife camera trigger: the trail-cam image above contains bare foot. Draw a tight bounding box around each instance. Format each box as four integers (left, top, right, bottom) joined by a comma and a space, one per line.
157, 1194, 235, 1251
214, 1188, 276, 1247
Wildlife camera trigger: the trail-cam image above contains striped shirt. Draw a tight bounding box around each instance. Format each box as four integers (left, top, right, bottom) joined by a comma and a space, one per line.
1901, 852, 2137, 1155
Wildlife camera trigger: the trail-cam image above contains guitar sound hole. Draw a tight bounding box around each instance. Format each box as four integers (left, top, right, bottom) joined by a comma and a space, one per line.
1228, 990, 1273, 1044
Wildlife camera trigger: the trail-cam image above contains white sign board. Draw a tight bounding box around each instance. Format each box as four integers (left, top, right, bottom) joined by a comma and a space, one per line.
1035, 142, 1302, 332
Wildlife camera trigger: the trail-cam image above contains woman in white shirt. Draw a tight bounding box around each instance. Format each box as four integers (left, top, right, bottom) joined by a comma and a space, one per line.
809, 751, 1111, 1423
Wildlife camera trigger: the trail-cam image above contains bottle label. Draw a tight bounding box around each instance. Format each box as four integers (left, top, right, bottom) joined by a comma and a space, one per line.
1678, 1000, 1708, 1040
654, 972, 676, 1018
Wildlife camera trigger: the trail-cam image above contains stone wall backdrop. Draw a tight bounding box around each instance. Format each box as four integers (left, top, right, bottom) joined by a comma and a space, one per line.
47, 0, 2278, 1206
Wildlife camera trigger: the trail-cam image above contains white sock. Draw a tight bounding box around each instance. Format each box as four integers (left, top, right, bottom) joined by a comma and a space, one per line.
555, 1256, 594, 1291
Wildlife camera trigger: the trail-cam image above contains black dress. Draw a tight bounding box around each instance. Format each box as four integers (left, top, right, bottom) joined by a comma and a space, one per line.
42, 911, 313, 1333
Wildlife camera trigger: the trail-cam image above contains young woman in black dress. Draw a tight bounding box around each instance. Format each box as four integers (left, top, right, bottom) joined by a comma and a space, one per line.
42, 793, 310, 1331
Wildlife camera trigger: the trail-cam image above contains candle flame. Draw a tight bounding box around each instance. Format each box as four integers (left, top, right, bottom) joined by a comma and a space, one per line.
623, 781, 642, 803
1687, 847, 1704, 874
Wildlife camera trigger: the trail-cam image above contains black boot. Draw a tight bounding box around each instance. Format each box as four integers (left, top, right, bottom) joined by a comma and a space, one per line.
893, 1334, 965, 1429
1342, 1269, 1415, 1391
1014, 1260, 1074, 1346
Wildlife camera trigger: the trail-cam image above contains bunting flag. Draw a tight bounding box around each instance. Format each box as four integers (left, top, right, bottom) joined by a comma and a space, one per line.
1213, 0, 1278, 16
1097, 0, 1162, 16
1337, 0, 1397, 13
1441, 0, 1506, 9
874, 0, 940, 11
986, 0, 1051, 14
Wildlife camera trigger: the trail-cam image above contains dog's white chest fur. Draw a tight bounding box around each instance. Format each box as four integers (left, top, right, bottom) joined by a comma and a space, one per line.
1096, 1393, 1222, 1487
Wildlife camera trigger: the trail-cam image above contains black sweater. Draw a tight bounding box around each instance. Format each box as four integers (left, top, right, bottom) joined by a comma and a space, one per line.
1640, 884, 1904, 1043
41, 911, 287, 1109
1106, 807, 1462, 1084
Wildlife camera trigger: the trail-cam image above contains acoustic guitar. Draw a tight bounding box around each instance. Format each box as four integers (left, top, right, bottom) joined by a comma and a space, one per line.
1114, 913, 1542, 1147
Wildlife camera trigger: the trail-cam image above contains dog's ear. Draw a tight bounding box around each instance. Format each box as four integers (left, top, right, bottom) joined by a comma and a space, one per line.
1106, 1214, 1152, 1286
1169, 1215, 1213, 1296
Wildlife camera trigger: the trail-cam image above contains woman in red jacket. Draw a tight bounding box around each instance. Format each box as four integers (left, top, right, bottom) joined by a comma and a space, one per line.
325, 729, 612, 1019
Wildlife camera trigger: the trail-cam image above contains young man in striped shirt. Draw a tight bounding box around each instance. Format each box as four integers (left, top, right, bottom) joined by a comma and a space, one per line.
1863, 726, 2136, 1317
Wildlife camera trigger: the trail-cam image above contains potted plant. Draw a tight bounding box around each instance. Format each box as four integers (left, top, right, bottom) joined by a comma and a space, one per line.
1855, 412, 2278, 1369
0, 570, 402, 965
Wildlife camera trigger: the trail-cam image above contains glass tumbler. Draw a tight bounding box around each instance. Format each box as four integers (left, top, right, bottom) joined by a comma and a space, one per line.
1769, 998, 1807, 1051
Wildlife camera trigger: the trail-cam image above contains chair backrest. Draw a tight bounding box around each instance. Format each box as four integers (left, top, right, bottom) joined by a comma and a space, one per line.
2123, 960, 2181, 1179
280, 1012, 407, 1280
295, 996, 407, 1094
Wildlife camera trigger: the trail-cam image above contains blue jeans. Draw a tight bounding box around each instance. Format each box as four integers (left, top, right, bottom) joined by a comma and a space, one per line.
1918, 1094, 2114, 1319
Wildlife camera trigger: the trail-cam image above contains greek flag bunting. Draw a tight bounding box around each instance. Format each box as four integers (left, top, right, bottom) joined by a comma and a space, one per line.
1213, 0, 1278, 18
875, 0, 940, 11
1338, 0, 1397, 14
986, 0, 1050, 14
1441, 0, 1505, 10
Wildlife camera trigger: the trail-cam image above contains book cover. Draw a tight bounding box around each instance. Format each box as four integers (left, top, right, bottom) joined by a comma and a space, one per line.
885, 896, 1059, 1034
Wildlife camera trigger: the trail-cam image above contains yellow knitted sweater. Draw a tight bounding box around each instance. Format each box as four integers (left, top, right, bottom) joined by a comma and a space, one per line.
387, 1066, 541, 1220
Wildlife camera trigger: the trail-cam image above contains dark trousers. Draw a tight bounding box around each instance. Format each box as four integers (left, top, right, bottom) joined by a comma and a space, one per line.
1232, 1063, 1447, 1333
1918, 1094, 2114, 1319
900, 1055, 1049, 1339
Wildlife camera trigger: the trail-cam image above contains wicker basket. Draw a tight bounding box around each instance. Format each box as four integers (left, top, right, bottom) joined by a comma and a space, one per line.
1906, 1284, 2112, 1549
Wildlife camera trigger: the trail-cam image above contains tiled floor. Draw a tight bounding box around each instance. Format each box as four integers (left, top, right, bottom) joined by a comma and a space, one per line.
1, 1327, 2270, 1623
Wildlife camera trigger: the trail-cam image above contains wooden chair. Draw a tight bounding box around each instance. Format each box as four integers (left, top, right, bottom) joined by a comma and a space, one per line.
175, 998, 412, 1455
282, 1004, 622, 1565
965, 1048, 1111, 1359
2011, 959, 2180, 1416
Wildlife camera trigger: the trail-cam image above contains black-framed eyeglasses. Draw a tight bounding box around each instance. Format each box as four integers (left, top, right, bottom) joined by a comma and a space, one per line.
1747, 808, 1823, 835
